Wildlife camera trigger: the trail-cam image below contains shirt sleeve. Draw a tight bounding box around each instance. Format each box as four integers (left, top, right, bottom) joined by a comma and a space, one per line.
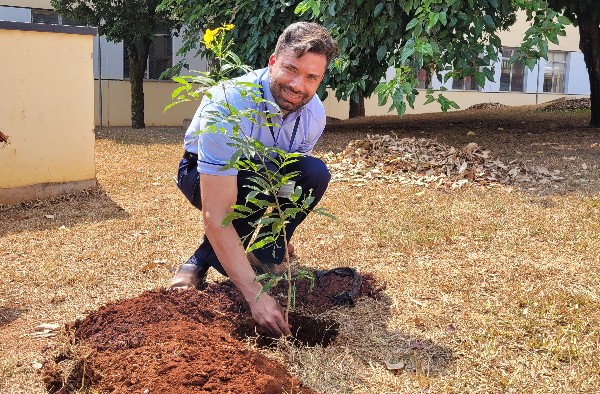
296, 103, 326, 155
196, 90, 253, 176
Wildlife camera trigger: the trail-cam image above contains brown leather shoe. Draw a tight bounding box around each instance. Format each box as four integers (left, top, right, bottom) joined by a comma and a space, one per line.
169, 263, 209, 290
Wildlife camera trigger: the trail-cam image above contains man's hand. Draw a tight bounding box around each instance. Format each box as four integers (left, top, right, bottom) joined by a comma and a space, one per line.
247, 292, 291, 337
200, 173, 291, 337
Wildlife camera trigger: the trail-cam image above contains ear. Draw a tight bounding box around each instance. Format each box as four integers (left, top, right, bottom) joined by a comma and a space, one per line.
268, 54, 276, 67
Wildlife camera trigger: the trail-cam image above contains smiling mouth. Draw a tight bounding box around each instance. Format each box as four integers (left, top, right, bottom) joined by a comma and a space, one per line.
282, 87, 303, 102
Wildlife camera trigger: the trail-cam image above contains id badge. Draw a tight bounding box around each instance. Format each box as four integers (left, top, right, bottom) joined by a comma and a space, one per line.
277, 181, 296, 199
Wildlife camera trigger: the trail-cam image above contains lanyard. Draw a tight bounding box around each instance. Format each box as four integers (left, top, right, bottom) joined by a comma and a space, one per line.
261, 84, 302, 152
269, 116, 301, 152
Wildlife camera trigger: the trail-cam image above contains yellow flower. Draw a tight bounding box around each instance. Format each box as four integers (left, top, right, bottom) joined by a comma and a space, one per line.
224, 24, 234, 30
202, 28, 220, 49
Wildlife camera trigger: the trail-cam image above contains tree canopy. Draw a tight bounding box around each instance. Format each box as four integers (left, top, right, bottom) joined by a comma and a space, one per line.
51, 0, 180, 128
162, 0, 571, 119
295, 0, 569, 116
158, 0, 309, 75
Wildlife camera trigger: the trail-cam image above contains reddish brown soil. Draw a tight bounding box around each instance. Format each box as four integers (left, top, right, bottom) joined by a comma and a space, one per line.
43, 269, 382, 393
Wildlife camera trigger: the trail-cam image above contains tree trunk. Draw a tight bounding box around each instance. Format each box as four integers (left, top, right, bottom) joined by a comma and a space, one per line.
577, 11, 600, 128
349, 92, 365, 118
126, 38, 151, 129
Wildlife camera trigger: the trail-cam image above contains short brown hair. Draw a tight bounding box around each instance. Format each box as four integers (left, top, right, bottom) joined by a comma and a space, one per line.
273, 22, 339, 65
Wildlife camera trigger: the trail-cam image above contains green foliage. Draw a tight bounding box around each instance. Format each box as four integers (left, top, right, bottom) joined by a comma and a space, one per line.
295, 0, 570, 115
52, 0, 182, 128
547, 0, 600, 24
157, 0, 311, 80
255, 268, 315, 311
51, 0, 179, 44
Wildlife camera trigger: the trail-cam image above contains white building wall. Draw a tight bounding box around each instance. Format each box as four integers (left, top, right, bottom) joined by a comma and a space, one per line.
431, 71, 453, 90
566, 52, 590, 94
0, 6, 30, 22
173, 34, 208, 75
523, 60, 543, 94
93, 36, 123, 80
484, 55, 502, 92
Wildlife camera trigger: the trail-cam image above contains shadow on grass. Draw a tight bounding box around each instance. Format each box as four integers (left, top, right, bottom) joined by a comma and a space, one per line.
325, 272, 455, 381
0, 186, 128, 237
239, 266, 455, 380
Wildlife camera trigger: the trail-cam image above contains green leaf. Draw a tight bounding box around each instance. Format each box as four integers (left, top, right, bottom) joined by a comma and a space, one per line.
374, 3, 385, 17
313, 207, 337, 220
482, 14, 495, 29
231, 204, 254, 214
405, 17, 420, 30
247, 236, 277, 252
556, 15, 571, 25
428, 12, 439, 30
328, 1, 335, 16
376, 45, 388, 62
474, 71, 486, 88
222, 211, 247, 227
438, 12, 448, 26
420, 42, 434, 57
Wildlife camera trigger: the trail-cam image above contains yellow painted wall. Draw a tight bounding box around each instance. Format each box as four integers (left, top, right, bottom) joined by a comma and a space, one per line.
322, 90, 588, 119
94, 80, 202, 127
0, 26, 95, 195
498, 11, 580, 51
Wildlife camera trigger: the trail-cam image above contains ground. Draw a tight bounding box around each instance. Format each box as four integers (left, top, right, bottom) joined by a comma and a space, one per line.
1, 105, 599, 393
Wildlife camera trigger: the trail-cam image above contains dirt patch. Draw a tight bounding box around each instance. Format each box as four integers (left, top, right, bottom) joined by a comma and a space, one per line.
43, 270, 382, 393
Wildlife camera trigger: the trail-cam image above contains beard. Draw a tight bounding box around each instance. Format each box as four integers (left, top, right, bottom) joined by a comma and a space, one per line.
269, 77, 310, 114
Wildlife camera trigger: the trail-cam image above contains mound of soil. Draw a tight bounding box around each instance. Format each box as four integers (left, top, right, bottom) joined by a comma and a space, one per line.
43, 269, 382, 394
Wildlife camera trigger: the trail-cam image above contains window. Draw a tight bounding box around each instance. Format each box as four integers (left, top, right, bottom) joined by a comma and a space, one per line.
452, 75, 478, 91
31, 9, 82, 26
543, 51, 566, 93
123, 27, 173, 80
416, 69, 432, 89
500, 47, 524, 92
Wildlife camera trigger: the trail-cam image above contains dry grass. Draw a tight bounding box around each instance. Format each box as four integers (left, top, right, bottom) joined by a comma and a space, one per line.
1, 110, 599, 393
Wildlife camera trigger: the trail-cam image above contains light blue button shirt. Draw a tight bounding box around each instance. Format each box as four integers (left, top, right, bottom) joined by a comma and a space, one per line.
183, 68, 326, 176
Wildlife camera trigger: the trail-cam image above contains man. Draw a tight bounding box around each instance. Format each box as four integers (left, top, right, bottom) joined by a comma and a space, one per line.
171, 22, 338, 336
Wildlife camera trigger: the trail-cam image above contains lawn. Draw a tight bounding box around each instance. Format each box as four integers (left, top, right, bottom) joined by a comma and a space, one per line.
1, 107, 599, 393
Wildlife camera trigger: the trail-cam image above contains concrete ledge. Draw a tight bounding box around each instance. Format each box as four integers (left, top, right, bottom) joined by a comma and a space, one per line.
0, 20, 96, 35
0, 179, 98, 205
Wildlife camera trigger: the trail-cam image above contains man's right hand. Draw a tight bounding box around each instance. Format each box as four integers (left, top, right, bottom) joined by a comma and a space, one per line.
247, 292, 291, 337
199, 173, 291, 337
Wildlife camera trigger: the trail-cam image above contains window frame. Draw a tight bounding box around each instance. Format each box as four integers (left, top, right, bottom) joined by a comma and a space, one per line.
499, 47, 525, 92
543, 51, 567, 94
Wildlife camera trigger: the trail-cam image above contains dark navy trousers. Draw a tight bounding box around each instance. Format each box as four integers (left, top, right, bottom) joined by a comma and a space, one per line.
176, 154, 330, 276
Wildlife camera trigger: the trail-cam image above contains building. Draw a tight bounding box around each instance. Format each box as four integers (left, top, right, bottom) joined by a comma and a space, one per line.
0, 9, 96, 204
0, 1, 592, 126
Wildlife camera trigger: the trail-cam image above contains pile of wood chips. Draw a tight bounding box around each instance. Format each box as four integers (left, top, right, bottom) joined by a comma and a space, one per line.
542, 98, 591, 112
321, 134, 563, 189
467, 102, 508, 110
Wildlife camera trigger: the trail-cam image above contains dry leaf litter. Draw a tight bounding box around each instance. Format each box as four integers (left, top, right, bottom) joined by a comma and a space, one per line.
320, 134, 563, 189
467, 102, 507, 110
541, 97, 591, 112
